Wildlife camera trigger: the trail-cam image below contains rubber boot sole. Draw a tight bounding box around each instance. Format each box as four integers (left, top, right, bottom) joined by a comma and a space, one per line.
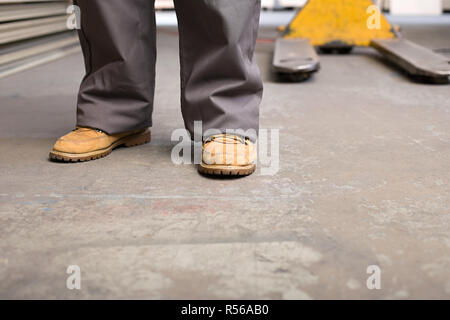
198, 162, 256, 176
49, 129, 151, 162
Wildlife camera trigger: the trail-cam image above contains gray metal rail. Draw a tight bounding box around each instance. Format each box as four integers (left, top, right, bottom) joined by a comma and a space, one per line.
0, 0, 79, 78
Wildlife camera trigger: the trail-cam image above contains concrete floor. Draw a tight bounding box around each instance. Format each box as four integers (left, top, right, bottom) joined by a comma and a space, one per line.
0, 22, 450, 299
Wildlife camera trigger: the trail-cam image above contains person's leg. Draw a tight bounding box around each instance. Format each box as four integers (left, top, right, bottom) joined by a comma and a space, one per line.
50, 0, 155, 162
173, 0, 263, 142
74, 0, 156, 134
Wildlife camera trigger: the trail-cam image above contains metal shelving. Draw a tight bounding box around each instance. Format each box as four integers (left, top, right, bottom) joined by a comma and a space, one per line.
0, 0, 78, 78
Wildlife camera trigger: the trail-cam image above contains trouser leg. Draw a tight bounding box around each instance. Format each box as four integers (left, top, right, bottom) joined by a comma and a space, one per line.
173, 0, 263, 141
74, 0, 156, 134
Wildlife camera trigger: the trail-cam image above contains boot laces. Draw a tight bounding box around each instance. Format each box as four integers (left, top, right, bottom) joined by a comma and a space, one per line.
73, 127, 105, 134
204, 134, 248, 146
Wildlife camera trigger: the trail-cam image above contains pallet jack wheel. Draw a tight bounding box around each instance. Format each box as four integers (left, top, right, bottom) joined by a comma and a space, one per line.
411, 75, 450, 85
318, 46, 354, 54
277, 72, 312, 83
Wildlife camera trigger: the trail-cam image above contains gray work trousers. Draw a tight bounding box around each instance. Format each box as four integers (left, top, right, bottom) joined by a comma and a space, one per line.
74, 0, 263, 141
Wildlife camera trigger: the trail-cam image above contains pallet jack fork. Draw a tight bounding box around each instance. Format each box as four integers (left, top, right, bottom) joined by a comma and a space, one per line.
273, 0, 450, 83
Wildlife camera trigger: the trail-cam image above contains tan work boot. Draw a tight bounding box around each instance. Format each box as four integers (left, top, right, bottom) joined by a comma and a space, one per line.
49, 127, 151, 162
199, 134, 256, 176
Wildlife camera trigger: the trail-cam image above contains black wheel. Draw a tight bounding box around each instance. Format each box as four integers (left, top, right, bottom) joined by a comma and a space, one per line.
277, 72, 311, 82
336, 46, 354, 54
411, 74, 449, 84
318, 47, 333, 54
319, 46, 354, 54
289, 72, 311, 82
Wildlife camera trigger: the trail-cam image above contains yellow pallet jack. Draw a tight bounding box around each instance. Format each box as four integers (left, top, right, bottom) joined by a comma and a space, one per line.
273, 0, 450, 83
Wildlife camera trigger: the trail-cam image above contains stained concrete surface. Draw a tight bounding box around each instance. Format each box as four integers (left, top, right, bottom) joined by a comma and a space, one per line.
0, 21, 450, 299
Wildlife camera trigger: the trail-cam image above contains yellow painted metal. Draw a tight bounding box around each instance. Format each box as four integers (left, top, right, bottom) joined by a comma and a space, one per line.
283, 0, 396, 47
